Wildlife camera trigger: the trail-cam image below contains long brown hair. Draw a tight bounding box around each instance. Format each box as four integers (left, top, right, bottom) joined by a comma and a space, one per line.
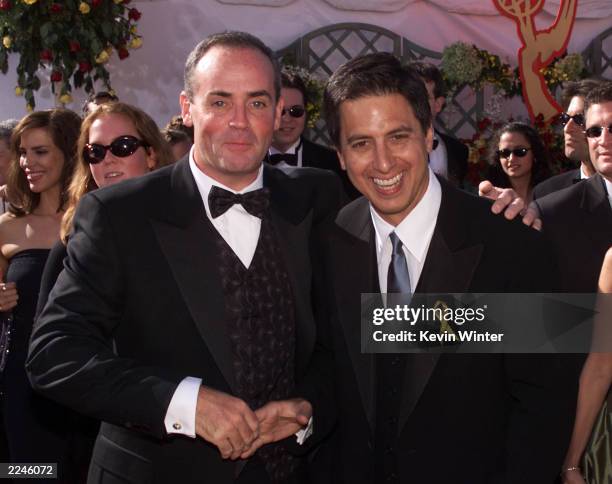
7, 109, 81, 216
61, 102, 173, 242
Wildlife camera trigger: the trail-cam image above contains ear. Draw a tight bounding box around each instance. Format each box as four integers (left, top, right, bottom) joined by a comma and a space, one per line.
179, 91, 193, 127
336, 148, 347, 171
433, 96, 445, 116
425, 124, 434, 153
146, 148, 158, 171
274, 96, 284, 131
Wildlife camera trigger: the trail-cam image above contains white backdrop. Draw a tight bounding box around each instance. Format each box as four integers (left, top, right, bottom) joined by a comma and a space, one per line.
0, 0, 610, 127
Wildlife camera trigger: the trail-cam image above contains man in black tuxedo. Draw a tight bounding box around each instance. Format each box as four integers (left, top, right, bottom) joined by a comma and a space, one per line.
310, 53, 575, 484
268, 68, 360, 200
411, 62, 469, 189
27, 32, 340, 484
532, 79, 602, 200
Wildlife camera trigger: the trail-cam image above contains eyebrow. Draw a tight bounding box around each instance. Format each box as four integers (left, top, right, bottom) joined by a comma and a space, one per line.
208, 90, 273, 100
20, 145, 49, 150
345, 126, 414, 144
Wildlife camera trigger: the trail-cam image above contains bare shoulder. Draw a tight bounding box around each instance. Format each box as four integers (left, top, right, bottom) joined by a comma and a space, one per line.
600, 247, 612, 293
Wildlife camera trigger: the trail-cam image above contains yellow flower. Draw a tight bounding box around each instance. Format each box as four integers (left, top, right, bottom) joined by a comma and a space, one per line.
79, 2, 90, 14
22, 0, 38, 4
113, 0, 122, 3
129, 37, 142, 49
95, 50, 110, 64
108, 89, 116, 97
26, 104, 33, 113
15, 86, 23, 96
59, 93, 73, 105
2, 36, 11, 49
130, 25, 137, 34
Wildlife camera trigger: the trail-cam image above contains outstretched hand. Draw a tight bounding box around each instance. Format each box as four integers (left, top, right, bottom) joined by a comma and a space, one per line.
478, 180, 542, 230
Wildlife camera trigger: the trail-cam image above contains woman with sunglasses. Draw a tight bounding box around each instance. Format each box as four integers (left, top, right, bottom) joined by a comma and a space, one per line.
31, 102, 172, 482
0, 108, 81, 469
485, 121, 551, 205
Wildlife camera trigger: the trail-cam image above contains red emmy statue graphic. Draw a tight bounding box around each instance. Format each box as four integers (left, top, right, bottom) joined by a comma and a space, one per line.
493, 0, 577, 122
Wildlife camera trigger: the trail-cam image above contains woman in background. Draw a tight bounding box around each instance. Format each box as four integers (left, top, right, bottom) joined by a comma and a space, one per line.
0, 109, 80, 475
486, 121, 551, 205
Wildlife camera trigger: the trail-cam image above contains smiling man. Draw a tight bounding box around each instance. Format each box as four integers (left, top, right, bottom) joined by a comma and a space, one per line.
311, 52, 576, 484
27, 32, 340, 484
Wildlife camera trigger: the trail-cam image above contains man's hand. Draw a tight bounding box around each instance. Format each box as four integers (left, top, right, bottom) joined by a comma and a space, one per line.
195, 385, 259, 460
478, 180, 542, 230
240, 399, 312, 459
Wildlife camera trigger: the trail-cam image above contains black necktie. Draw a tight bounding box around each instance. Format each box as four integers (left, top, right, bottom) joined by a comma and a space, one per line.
208, 186, 270, 219
268, 152, 297, 166
387, 232, 411, 295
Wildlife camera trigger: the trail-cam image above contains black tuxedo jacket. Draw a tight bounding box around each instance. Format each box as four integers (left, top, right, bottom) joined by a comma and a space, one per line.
533, 168, 581, 200
311, 179, 576, 484
27, 159, 341, 484
437, 131, 468, 189
535, 173, 612, 292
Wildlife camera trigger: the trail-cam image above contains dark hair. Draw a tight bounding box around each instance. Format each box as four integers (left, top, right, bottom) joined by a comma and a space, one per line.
410, 61, 446, 98
0, 119, 19, 145
324, 52, 431, 147
560, 79, 604, 111
162, 115, 194, 144
82, 90, 119, 115
184, 31, 280, 102
486, 121, 551, 188
7, 109, 81, 216
281, 68, 308, 106
584, 80, 612, 116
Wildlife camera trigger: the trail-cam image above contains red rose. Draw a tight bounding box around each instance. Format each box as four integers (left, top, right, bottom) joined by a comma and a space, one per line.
78, 61, 91, 72
92, 0, 102, 6
50, 71, 62, 82
118, 47, 129, 60
0, 0, 11, 12
40, 49, 53, 61
50, 3, 62, 13
128, 8, 141, 21
69, 41, 81, 53
123, 0, 130, 3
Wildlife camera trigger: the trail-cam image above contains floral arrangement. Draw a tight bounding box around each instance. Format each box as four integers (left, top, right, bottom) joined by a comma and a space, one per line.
440, 42, 587, 99
279, 62, 325, 129
0, 0, 143, 110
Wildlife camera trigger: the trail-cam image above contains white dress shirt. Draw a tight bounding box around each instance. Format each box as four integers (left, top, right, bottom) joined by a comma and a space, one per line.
164, 148, 264, 436
604, 177, 612, 209
428, 133, 448, 180
371, 169, 442, 293
268, 138, 303, 168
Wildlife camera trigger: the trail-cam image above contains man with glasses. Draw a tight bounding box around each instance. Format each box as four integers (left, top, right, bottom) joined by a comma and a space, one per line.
532, 79, 603, 199
268, 68, 359, 199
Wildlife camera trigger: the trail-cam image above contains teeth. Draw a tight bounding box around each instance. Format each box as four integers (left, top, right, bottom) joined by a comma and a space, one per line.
373, 172, 403, 187
106, 172, 122, 178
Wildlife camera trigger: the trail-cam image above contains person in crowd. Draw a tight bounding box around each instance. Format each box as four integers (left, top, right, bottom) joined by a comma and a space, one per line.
308, 52, 575, 484
162, 115, 193, 162
0, 120, 18, 214
485, 121, 551, 205
0, 109, 80, 476
82, 91, 118, 117
410, 61, 469, 188
269, 67, 360, 199
533, 79, 603, 199
27, 31, 340, 484
561, 246, 612, 484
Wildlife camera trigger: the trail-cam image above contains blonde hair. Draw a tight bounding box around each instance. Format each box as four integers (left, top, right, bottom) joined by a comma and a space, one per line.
61, 102, 173, 242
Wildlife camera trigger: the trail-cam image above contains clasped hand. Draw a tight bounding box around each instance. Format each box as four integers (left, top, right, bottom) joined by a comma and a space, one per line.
195, 386, 312, 460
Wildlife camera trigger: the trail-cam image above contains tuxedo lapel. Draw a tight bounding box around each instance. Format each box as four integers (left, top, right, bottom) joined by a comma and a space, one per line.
150, 160, 236, 393
334, 198, 377, 429
580, 174, 612, 253
398, 180, 483, 430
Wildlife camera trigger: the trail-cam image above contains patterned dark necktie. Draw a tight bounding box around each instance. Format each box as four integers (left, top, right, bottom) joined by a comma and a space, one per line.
208, 186, 270, 219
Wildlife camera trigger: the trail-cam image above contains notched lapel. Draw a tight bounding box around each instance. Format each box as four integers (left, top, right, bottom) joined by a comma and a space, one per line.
581, 175, 612, 252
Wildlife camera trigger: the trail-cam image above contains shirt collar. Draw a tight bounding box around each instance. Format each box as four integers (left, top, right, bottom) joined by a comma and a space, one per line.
269, 137, 302, 156
580, 164, 590, 179
370, 168, 442, 264
188, 146, 264, 217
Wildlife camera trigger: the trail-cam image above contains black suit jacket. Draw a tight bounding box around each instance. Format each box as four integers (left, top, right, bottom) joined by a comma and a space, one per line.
437, 131, 468, 189
533, 168, 581, 200
27, 159, 341, 484
312, 179, 576, 484
535, 173, 612, 293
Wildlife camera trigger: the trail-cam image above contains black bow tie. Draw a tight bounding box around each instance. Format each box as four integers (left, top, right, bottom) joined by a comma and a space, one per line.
268, 152, 297, 166
208, 186, 270, 219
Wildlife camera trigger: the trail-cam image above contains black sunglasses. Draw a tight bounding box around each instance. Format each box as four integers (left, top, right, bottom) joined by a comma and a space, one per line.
83, 135, 149, 164
281, 105, 305, 118
497, 147, 530, 159
584, 125, 612, 139
559, 112, 585, 127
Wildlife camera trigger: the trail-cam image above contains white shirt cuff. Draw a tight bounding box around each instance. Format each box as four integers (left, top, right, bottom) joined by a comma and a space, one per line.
295, 416, 313, 445
164, 376, 202, 437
